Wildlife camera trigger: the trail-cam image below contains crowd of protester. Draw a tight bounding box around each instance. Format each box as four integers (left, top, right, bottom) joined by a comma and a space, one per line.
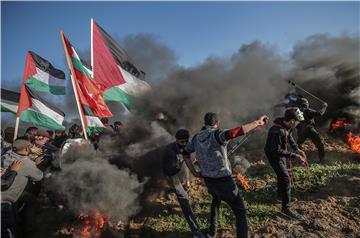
0, 119, 123, 238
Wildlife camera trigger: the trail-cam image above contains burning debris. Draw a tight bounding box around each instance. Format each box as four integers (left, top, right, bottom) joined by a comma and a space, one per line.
330, 118, 351, 132
329, 118, 360, 154
347, 132, 360, 154
74, 210, 108, 238
235, 174, 256, 191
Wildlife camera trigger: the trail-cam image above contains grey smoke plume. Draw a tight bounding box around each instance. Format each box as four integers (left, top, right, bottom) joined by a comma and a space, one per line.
289, 33, 360, 130
3, 33, 358, 134
96, 118, 174, 210
232, 155, 251, 174
137, 34, 359, 134
120, 33, 180, 83
48, 142, 145, 223
138, 41, 291, 134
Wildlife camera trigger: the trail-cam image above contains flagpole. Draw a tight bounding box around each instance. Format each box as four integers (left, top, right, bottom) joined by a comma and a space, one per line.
13, 116, 20, 141
60, 31, 88, 140
91, 18, 94, 78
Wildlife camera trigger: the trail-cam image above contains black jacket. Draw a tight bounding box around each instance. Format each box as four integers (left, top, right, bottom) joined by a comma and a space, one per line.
301, 108, 322, 126
300, 103, 327, 127
163, 142, 186, 177
264, 118, 299, 161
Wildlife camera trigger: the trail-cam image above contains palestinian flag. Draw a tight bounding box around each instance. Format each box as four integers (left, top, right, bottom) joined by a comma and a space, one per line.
83, 105, 106, 135
61, 32, 112, 134
23, 51, 66, 95
17, 85, 65, 130
1, 88, 20, 114
92, 20, 151, 111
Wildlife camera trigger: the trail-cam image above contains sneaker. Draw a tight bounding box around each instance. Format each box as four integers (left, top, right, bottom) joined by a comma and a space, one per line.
281, 208, 300, 220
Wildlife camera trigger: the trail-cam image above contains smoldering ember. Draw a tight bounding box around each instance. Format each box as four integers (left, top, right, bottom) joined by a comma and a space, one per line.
1, 2, 360, 238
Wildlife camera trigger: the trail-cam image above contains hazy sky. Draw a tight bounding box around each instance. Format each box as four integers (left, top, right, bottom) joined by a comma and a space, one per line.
1, 1, 359, 89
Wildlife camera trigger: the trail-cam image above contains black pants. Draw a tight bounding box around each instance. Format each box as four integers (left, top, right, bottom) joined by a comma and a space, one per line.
1, 202, 16, 238
204, 176, 248, 238
269, 158, 291, 210
297, 126, 325, 161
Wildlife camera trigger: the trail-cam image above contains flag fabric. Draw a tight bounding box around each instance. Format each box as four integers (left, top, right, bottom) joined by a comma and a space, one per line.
23, 51, 66, 95
62, 33, 111, 134
1, 88, 20, 114
16, 85, 65, 130
92, 20, 151, 111
82, 105, 106, 134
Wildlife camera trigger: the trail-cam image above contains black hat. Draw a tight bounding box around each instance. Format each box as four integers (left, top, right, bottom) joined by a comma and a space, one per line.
284, 107, 304, 121
204, 112, 218, 126
299, 98, 309, 108
175, 129, 190, 140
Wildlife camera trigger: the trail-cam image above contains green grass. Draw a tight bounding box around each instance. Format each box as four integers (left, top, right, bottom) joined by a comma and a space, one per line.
149, 161, 360, 236
292, 162, 360, 192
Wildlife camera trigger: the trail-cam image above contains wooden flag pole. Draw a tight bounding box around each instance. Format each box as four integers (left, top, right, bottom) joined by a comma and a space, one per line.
13, 116, 20, 141
91, 18, 94, 78
60, 31, 88, 140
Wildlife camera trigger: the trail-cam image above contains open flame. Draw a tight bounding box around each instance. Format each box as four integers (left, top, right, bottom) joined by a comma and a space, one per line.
74, 210, 108, 238
235, 174, 255, 190
347, 132, 360, 154
330, 118, 360, 154
330, 118, 351, 132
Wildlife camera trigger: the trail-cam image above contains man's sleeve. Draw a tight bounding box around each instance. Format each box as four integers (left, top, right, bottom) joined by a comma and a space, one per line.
185, 137, 195, 153
308, 108, 322, 118
24, 160, 43, 181
217, 126, 245, 144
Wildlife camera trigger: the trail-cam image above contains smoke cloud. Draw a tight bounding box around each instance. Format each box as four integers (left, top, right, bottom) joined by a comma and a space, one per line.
289, 33, 360, 130
138, 41, 291, 135
47, 142, 145, 223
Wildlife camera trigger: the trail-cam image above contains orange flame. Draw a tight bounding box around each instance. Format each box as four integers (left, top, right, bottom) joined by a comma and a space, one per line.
236, 174, 255, 190
347, 132, 360, 154
330, 118, 350, 132
330, 118, 359, 154
75, 210, 108, 238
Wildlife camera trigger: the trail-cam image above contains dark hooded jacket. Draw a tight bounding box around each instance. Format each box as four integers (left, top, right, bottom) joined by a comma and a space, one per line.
264, 118, 299, 161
